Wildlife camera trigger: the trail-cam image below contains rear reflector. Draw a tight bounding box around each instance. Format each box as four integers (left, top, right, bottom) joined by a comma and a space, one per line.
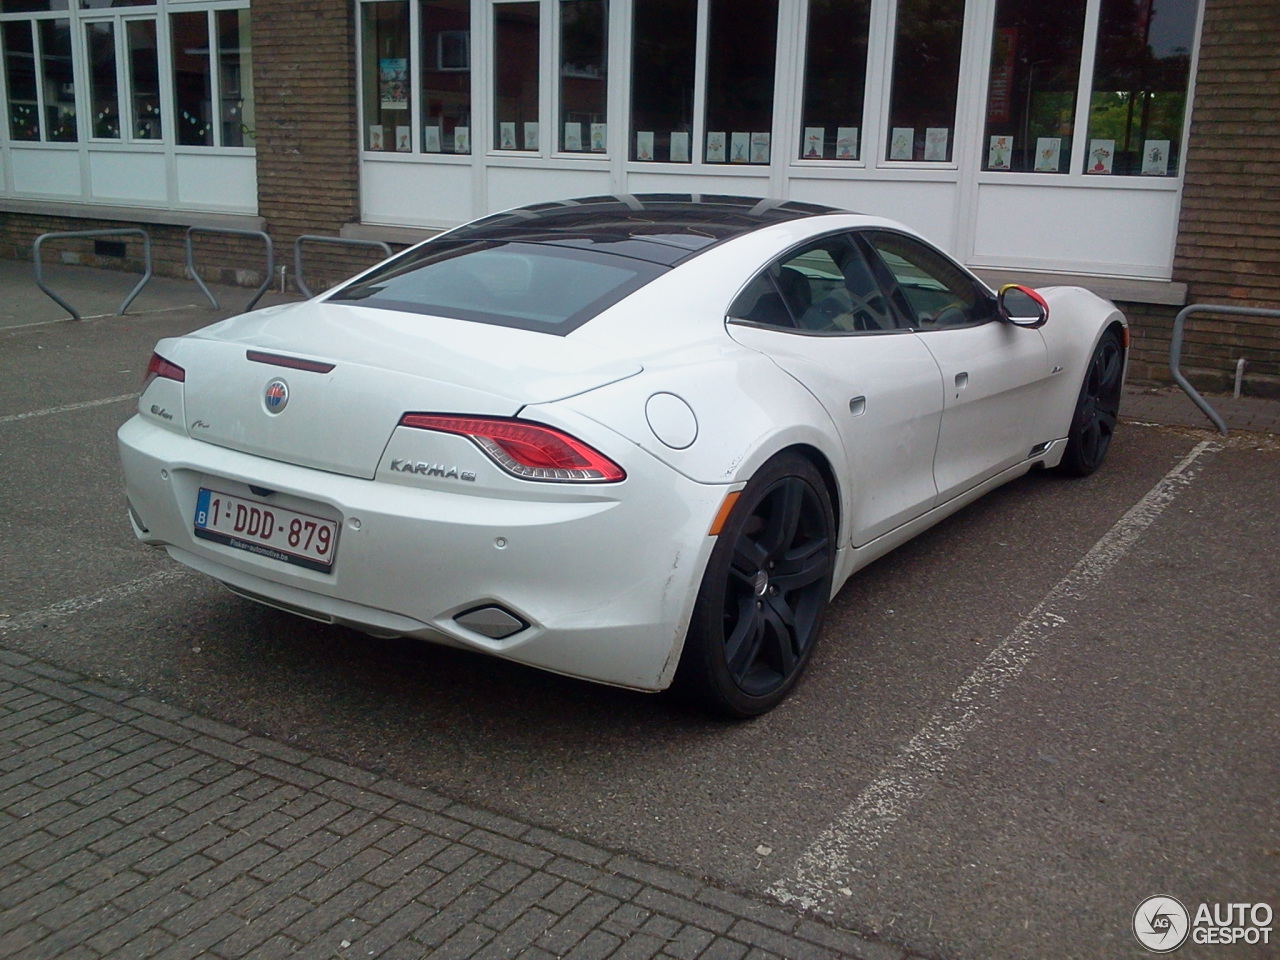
399, 414, 625, 482
246, 350, 336, 374
143, 352, 185, 390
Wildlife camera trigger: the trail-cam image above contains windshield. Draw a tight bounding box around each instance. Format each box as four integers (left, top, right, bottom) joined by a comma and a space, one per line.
327, 240, 667, 333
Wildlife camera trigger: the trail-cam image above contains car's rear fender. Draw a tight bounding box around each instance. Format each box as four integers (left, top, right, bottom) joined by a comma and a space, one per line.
553, 346, 842, 484
549, 348, 851, 542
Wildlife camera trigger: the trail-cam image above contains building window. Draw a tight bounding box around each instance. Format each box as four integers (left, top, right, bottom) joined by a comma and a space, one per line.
217, 10, 252, 147
799, 0, 871, 161
1085, 0, 1195, 176
125, 17, 161, 139
361, 0, 411, 151
50, 5, 253, 148
704, 0, 777, 164
629, 0, 694, 162
420, 0, 470, 153
40, 19, 76, 139
558, 0, 606, 154
493, 1, 539, 151
85, 20, 119, 138
885, 0, 965, 162
171, 11, 211, 145
2, 17, 76, 141
2, 21, 41, 140
981, 0, 1088, 173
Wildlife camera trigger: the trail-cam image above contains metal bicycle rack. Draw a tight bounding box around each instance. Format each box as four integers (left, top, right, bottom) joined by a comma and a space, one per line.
1170, 303, 1280, 436
33, 228, 153, 321
184, 226, 274, 312
292, 235, 393, 299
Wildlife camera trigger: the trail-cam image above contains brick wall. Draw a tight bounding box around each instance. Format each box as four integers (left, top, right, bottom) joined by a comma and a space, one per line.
1162, 0, 1280, 394
252, 0, 398, 291
252, 0, 364, 288
0, 214, 278, 287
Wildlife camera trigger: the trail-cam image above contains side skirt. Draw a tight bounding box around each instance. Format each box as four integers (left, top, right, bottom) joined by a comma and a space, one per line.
830, 438, 1069, 595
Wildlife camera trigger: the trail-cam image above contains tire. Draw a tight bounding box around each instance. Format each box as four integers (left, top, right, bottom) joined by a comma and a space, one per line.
676, 453, 836, 719
1058, 327, 1124, 477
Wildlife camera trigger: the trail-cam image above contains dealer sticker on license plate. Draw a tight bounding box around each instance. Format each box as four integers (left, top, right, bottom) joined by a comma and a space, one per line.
194, 488, 339, 572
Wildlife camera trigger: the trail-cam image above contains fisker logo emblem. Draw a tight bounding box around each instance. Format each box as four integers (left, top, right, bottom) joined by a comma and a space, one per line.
264, 379, 289, 413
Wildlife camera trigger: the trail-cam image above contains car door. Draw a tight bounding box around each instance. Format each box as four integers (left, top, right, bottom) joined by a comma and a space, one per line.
861, 230, 1049, 502
725, 232, 945, 547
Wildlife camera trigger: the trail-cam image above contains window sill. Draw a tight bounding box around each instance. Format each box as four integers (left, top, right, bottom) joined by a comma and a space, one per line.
0, 197, 265, 231
971, 267, 1187, 306
341, 221, 442, 246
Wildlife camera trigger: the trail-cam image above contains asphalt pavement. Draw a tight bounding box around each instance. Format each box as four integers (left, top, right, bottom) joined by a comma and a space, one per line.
1, 259, 1277, 960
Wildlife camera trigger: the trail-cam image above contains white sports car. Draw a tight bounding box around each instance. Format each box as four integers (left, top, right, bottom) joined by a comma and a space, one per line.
118, 195, 1126, 717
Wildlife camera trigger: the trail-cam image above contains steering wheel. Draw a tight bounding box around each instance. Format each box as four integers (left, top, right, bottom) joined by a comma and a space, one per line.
925, 302, 970, 328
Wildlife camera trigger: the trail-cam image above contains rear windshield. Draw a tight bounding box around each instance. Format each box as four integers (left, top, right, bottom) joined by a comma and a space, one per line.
327, 240, 666, 333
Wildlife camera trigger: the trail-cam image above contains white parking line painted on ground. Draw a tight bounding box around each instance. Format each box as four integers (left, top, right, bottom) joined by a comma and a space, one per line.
1, 303, 206, 330
0, 393, 138, 425
0, 570, 192, 633
770, 440, 1222, 912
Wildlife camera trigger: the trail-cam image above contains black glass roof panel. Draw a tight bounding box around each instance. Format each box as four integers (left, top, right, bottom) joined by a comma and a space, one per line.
444, 194, 848, 265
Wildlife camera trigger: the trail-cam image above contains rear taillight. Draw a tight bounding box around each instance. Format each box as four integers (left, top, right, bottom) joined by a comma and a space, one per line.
399, 414, 625, 483
143, 352, 185, 391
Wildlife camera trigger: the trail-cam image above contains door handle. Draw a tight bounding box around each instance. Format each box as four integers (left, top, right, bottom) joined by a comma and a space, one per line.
955, 372, 969, 388
849, 396, 866, 417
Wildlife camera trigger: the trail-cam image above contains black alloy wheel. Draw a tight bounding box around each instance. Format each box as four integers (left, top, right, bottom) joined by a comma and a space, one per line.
1059, 327, 1125, 477
677, 453, 836, 718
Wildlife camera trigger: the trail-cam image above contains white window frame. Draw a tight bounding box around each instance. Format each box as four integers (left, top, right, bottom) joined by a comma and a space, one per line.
0, 0, 255, 213
350, 0, 1204, 287
81, 17, 123, 142
123, 14, 164, 144
170, 7, 224, 147
552, 0, 610, 158
0, 0, 252, 150
1, 17, 56, 143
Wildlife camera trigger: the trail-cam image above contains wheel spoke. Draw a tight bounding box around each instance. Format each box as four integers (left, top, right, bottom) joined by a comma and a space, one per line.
772, 539, 831, 592
1080, 409, 1115, 466
765, 591, 796, 629
759, 602, 798, 677
724, 594, 765, 679
1099, 350, 1121, 390
1081, 422, 1101, 463
759, 480, 804, 559
730, 537, 768, 581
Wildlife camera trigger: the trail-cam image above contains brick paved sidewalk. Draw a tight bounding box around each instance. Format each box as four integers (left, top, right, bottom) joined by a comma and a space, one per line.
0, 647, 909, 960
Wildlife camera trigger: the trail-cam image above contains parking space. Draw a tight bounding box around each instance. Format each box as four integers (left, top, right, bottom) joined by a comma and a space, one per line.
2, 283, 1277, 959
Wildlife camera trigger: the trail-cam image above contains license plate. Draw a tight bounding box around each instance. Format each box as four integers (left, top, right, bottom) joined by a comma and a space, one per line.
194, 488, 339, 572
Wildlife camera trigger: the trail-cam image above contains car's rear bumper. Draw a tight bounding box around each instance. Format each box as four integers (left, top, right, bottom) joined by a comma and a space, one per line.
118, 415, 727, 691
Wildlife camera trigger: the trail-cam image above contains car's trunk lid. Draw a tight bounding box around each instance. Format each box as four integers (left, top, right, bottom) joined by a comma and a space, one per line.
171, 301, 642, 479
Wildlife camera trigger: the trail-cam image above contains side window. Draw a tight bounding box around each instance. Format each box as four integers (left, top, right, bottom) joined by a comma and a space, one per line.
863, 231, 994, 329
728, 235, 897, 333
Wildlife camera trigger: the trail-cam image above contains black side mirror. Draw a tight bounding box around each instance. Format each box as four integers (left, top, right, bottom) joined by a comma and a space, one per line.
997, 284, 1049, 328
